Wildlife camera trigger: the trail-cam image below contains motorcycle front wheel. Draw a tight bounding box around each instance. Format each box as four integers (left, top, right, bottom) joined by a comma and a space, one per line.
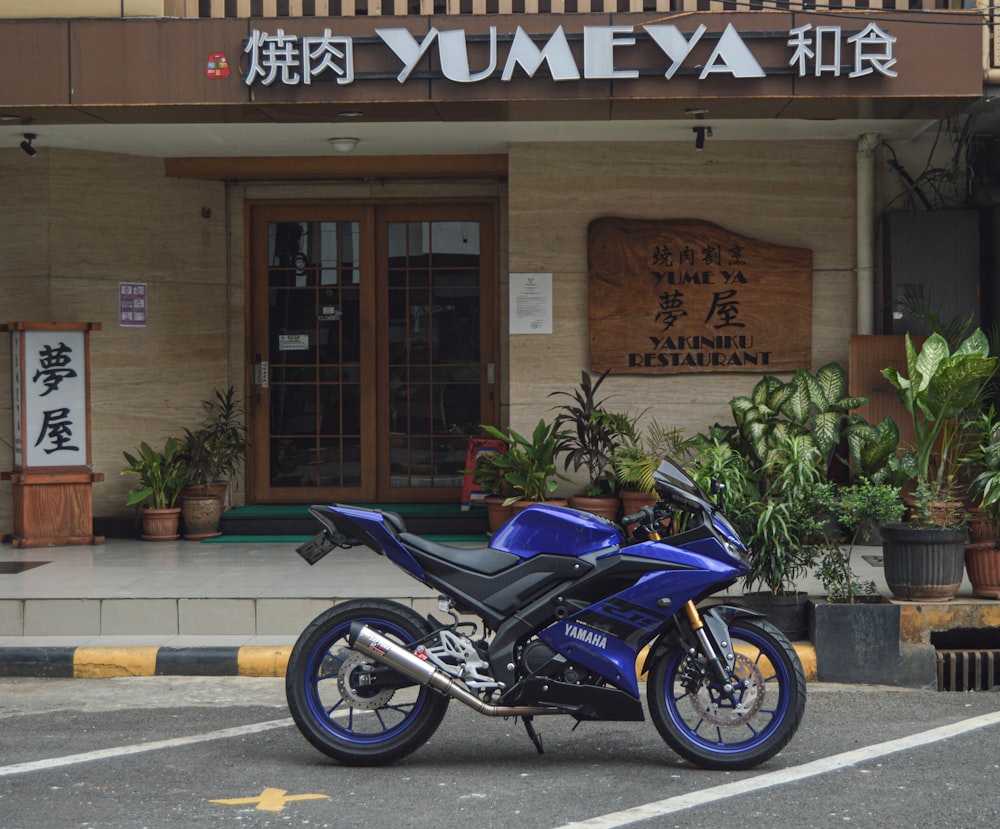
286, 598, 449, 766
647, 617, 806, 770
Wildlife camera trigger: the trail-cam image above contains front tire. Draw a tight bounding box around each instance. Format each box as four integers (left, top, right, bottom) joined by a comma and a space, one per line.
286, 599, 449, 766
647, 617, 806, 770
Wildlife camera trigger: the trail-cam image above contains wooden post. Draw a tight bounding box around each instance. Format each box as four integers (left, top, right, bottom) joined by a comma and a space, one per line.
1, 322, 104, 547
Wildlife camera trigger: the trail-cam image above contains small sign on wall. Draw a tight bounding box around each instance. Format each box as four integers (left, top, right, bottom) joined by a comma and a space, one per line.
119, 282, 147, 328
509, 273, 552, 334
588, 218, 812, 374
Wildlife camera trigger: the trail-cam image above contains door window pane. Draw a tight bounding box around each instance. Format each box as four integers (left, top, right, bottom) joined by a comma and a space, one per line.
267, 219, 362, 490
386, 220, 482, 489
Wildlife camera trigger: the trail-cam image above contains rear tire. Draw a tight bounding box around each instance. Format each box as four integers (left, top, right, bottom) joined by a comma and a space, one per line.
647, 617, 806, 770
286, 599, 449, 766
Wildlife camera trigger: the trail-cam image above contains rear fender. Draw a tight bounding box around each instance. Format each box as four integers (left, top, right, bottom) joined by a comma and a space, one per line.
308, 504, 425, 578
641, 604, 764, 677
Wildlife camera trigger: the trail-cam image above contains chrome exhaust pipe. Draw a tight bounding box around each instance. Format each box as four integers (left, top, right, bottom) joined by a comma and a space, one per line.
348, 623, 558, 717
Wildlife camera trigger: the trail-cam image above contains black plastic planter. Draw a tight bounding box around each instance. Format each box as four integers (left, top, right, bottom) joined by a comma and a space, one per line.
880, 522, 968, 602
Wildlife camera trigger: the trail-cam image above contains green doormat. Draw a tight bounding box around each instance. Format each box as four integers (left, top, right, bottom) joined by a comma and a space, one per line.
224, 503, 483, 516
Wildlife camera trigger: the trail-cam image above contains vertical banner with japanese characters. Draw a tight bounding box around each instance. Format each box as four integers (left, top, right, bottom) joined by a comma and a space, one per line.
2, 322, 103, 547
19, 329, 88, 467
588, 218, 812, 374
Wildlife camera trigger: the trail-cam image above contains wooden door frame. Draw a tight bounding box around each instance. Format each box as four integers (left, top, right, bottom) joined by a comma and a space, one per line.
245, 197, 499, 505
374, 200, 499, 502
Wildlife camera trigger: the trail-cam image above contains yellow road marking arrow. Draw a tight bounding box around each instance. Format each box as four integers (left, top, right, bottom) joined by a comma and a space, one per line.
211, 787, 329, 812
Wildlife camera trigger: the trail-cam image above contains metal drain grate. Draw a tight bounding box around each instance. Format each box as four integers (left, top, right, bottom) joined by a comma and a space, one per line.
937, 650, 1000, 691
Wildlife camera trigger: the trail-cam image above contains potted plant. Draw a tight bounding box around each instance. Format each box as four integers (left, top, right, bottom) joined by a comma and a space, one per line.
478, 419, 570, 511
179, 386, 249, 538
549, 370, 631, 519
729, 362, 869, 481
807, 480, 919, 685
879, 330, 997, 601
743, 433, 833, 639
960, 405, 1000, 598
687, 429, 825, 639
613, 416, 690, 517
121, 436, 189, 540
471, 447, 517, 532
181, 386, 248, 496
814, 481, 905, 604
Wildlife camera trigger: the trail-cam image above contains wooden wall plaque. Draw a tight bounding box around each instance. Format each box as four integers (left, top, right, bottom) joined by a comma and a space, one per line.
588, 218, 812, 375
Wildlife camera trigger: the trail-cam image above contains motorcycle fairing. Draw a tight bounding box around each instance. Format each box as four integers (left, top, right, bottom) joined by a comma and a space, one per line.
536, 540, 747, 697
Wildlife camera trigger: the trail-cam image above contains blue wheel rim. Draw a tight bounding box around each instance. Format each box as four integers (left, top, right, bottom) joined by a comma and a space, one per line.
303, 616, 432, 747
661, 624, 792, 757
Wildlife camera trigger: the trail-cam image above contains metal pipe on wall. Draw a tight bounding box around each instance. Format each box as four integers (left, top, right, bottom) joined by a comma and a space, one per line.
857, 132, 880, 336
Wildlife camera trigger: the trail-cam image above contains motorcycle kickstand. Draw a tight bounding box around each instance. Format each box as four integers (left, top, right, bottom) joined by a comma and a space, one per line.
522, 716, 544, 755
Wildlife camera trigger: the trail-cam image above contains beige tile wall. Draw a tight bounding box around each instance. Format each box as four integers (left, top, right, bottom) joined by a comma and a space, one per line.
0, 148, 229, 529
0, 136, 908, 530
506, 140, 858, 477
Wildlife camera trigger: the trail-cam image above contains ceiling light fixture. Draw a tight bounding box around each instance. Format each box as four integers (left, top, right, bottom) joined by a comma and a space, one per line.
20, 133, 37, 157
329, 137, 360, 153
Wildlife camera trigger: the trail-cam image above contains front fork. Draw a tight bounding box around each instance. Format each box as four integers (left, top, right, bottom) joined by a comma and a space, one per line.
682, 601, 738, 695
643, 526, 745, 695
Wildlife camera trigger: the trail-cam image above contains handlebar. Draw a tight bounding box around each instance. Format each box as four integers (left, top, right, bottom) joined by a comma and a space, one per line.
621, 505, 657, 527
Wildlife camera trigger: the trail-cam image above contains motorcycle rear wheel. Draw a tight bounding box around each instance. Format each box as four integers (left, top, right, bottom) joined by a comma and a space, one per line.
286, 598, 449, 766
647, 617, 806, 770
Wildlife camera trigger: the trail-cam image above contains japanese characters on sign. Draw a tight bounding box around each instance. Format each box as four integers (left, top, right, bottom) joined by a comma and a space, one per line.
18, 330, 88, 467
242, 22, 898, 88
588, 218, 812, 375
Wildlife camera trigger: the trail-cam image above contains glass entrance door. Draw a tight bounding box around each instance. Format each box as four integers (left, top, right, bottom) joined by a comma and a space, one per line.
248, 201, 496, 503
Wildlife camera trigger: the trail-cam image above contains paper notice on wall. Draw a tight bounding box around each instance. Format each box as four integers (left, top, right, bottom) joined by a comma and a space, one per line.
509, 273, 552, 334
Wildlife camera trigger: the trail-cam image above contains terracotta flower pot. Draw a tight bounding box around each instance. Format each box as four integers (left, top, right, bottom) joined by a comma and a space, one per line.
965, 542, 1000, 599
483, 495, 517, 532
140, 507, 181, 541
567, 495, 621, 521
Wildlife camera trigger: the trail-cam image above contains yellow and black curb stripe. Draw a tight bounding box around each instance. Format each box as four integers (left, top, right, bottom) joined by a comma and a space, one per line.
0, 644, 817, 681
0, 646, 293, 678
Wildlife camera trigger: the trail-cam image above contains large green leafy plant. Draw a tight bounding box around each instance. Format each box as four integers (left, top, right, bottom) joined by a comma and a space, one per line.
882, 330, 997, 510
478, 419, 570, 505
121, 437, 189, 509
729, 362, 872, 478
687, 430, 829, 596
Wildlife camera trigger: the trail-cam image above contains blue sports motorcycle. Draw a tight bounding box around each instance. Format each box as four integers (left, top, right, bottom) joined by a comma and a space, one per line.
286, 456, 806, 770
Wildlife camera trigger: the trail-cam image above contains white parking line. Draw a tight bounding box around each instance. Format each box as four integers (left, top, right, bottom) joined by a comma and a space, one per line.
552, 710, 1000, 829
0, 717, 294, 778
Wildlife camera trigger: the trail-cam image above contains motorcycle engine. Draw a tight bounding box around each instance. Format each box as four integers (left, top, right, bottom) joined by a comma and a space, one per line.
520, 640, 592, 684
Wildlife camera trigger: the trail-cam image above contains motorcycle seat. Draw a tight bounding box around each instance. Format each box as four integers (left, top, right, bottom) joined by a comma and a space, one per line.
398, 532, 517, 576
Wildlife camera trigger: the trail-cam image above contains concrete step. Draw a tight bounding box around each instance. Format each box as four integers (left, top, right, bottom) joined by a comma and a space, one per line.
0, 594, 440, 639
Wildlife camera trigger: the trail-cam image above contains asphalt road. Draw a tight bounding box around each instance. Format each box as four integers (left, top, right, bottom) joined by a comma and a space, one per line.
1, 677, 999, 829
